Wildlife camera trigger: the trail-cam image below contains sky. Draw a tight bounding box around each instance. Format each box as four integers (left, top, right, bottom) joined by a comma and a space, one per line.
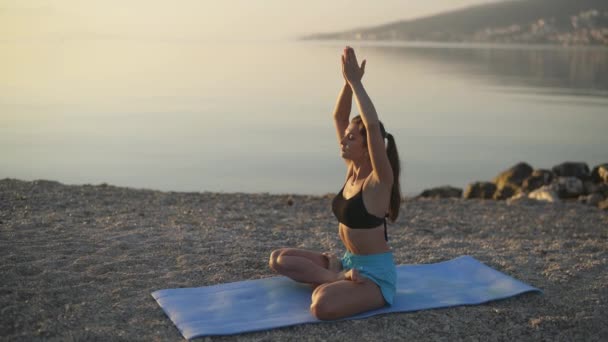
1, 0, 500, 43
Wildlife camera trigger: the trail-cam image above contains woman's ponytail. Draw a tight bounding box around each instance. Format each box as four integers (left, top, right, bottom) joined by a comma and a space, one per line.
351, 115, 402, 222
385, 133, 401, 222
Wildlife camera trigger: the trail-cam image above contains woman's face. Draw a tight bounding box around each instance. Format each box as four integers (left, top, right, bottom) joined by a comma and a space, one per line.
340, 122, 367, 161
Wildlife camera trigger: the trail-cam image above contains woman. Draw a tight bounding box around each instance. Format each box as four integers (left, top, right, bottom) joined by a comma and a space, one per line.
269, 46, 402, 320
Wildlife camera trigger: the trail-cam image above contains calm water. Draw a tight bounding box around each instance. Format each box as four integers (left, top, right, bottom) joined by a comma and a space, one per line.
1, 40, 607, 195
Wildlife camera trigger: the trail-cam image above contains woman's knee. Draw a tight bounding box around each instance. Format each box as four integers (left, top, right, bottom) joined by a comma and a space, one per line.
310, 288, 338, 320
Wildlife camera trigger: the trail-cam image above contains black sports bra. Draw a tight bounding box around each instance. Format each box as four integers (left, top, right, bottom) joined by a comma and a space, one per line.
331, 179, 388, 241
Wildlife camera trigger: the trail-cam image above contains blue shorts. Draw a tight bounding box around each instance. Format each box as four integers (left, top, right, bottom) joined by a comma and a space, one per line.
340, 251, 397, 305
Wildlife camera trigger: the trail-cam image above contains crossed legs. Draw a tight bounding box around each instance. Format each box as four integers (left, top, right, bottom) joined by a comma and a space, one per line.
268, 248, 340, 287
269, 248, 386, 320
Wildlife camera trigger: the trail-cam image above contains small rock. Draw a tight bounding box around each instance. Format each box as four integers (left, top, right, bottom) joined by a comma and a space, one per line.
588, 193, 605, 206
522, 169, 554, 192
494, 183, 519, 200
529, 185, 560, 203
286, 196, 294, 206
583, 181, 601, 195
598, 199, 608, 210
493, 162, 533, 189
32, 179, 61, 187
590, 163, 608, 183
418, 186, 462, 199
600, 184, 608, 197
463, 182, 496, 199
552, 162, 590, 181
507, 192, 535, 205
555, 177, 584, 199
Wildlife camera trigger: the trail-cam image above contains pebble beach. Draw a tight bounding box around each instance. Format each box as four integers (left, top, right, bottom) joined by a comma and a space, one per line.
1, 178, 606, 341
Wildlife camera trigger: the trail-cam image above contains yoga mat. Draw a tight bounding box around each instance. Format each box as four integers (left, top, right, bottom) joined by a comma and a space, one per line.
152, 255, 541, 339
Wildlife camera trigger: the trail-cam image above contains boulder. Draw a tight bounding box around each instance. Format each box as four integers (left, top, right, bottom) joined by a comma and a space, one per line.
529, 185, 560, 203
418, 186, 462, 199
552, 162, 590, 181
493, 183, 519, 200
493, 162, 534, 189
522, 169, 554, 192
464, 182, 496, 199
590, 163, 608, 184
555, 177, 584, 199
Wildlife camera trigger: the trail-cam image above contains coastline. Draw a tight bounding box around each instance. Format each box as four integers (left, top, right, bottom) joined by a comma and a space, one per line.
1, 178, 606, 341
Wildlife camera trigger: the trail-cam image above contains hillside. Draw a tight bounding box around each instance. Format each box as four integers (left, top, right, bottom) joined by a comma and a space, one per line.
303, 0, 608, 45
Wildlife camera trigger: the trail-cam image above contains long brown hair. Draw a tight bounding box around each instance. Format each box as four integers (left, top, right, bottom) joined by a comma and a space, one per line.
351, 115, 402, 222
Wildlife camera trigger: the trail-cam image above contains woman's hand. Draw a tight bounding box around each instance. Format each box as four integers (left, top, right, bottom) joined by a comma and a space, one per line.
341, 46, 366, 85
344, 268, 365, 284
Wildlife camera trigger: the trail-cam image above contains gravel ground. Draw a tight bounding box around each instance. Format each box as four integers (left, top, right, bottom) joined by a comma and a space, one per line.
1, 178, 606, 341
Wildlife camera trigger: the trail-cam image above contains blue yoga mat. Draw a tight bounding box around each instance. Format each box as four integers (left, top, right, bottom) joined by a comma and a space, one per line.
152, 255, 540, 339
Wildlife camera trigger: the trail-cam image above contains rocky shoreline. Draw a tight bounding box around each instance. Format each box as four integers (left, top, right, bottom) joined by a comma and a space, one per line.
1, 178, 606, 341
419, 162, 608, 211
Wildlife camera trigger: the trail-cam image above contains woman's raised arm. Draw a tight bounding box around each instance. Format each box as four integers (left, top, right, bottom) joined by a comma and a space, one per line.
332, 83, 352, 148
342, 47, 393, 184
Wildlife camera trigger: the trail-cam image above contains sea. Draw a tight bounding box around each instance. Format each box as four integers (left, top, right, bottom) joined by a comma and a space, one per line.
1, 39, 607, 195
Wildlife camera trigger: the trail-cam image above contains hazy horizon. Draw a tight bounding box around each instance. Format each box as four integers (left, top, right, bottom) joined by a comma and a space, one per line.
1, 0, 501, 43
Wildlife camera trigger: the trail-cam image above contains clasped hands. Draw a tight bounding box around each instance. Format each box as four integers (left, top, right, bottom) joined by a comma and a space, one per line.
341, 46, 366, 86
323, 252, 365, 284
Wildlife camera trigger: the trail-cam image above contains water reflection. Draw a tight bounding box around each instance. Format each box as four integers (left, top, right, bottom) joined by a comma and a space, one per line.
364, 44, 608, 97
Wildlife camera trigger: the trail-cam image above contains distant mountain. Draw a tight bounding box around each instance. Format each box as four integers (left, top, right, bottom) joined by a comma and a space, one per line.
303, 0, 608, 46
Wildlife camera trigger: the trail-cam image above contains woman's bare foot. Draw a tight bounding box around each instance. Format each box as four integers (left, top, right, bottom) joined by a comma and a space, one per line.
322, 252, 342, 273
